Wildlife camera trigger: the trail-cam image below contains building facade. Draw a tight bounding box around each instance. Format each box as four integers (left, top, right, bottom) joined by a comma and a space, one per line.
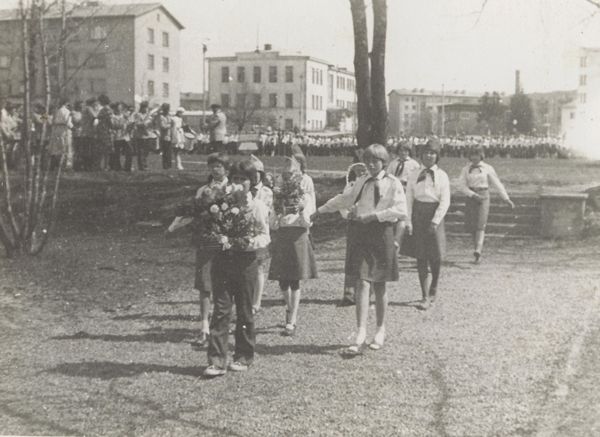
207, 45, 356, 132
561, 47, 600, 157
388, 88, 482, 136
0, 2, 183, 108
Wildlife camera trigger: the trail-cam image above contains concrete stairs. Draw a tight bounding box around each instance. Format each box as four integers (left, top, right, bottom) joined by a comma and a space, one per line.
445, 194, 541, 238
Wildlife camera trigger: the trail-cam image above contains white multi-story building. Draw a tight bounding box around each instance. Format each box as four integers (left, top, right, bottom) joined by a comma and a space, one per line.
207, 45, 356, 132
561, 47, 600, 158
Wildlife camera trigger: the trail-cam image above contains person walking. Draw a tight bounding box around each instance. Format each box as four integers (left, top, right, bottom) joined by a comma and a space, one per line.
313, 144, 406, 354
269, 155, 318, 337
458, 145, 515, 263
405, 138, 451, 310
203, 160, 270, 377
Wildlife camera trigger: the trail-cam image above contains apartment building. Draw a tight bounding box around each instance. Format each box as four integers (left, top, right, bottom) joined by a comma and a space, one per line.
0, 1, 183, 108
207, 45, 356, 132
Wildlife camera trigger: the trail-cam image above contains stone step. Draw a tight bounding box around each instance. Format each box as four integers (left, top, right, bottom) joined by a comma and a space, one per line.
445, 211, 540, 225
445, 221, 538, 236
447, 203, 540, 215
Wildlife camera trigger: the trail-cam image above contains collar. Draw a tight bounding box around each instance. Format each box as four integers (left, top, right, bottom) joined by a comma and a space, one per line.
421, 164, 438, 172
370, 170, 386, 181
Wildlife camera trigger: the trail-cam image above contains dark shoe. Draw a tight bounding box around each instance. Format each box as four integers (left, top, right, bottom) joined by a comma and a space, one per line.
190, 332, 209, 349
203, 365, 226, 377
337, 298, 355, 307
418, 299, 431, 311
228, 361, 250, 372
473, 251, 481, 264
429, 288, 437, 303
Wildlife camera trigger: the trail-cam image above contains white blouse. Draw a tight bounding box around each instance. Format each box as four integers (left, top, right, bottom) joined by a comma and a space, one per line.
458, 161, 510, 201
318, 170, 406, 223
272, 173, 316, 229
386, 157, 421, 184
406, 165, 451, 226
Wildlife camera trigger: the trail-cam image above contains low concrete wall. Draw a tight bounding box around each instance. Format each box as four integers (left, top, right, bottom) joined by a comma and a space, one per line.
539, 193, 588, 238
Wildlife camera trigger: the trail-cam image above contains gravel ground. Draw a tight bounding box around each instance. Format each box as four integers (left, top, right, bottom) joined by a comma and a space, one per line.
1, 229, 599, 436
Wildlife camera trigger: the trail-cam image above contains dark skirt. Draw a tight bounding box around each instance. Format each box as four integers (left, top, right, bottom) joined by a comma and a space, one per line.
194, 246, 221, 294
269, 227, 318, 281
345, 221, 398, 283
464, 188, 490, 233
412, 200, 446, 261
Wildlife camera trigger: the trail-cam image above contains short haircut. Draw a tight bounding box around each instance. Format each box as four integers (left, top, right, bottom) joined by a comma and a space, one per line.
98, 94, 110, 106
229, 160, 257, 181
362, 143, 390, 165
206, 152, 230, 170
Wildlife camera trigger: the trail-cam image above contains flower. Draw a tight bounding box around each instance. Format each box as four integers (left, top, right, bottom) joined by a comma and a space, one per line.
209, 204, 220, 214
231, 207, 240, 215
219, 235, 229, 244
221, 203, 229, 211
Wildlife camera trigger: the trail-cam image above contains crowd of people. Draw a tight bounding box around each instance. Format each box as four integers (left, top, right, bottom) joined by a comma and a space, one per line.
1, 96, 569, 174
167, 135, 515, 377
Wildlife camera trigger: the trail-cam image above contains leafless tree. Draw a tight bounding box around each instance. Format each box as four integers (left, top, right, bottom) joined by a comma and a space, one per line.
349, 0, 388, 147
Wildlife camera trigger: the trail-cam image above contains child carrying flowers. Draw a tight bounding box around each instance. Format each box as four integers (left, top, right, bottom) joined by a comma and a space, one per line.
269, 155, 318, 337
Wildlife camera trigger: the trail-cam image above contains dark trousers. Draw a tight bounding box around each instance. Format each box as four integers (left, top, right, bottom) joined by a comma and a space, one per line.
210, 141, 223, 154
109, 139, 128, 171
134, 138, 151, 171
207, 251, 258, 368
160, 139, 172, 169
121, 140, 134, 172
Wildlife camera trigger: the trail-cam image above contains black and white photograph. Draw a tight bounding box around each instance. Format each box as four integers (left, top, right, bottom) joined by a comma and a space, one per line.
1, 0, 600, 435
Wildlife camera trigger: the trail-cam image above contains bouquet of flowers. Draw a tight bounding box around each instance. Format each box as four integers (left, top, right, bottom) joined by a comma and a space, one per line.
188, 186, 256, 251
273, 174, 304, 215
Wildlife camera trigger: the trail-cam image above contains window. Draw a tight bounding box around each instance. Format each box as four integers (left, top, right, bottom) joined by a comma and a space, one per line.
89, 78, 106, 94
236, 93, 246, 107
148, 80, 155, 96
570, 112, 575, 120
0, 55, 9, 69
253, 66, 261, 83
148, 54, 155, 70
157, 13, 160, 21
580, 56, 587, 68
162, 31, 169, 48
269, 66, 277, 83
252, 93, 261, 108
162, 82, 169, 98
269, 93, 278, 108
237, 66, 245, 83
88, 53, 106, 69
285, 66, 293, 82
162, 57, 169, 73
221, 94, 230, 108
148, 28, 155, 44
580, 93, 586, 104
328, 74, 334, 103
285, 93, 293, 108
580, 75, 587, 86
319, 70, 323, 85
90, 25, 107, 40
221, 66, 230, 83
285, 118, 293, 130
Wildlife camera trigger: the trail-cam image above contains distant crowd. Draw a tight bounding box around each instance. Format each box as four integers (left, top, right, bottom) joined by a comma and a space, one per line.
1, 95, 571, 174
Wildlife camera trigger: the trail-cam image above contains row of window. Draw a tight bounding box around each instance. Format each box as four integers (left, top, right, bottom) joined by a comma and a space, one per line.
580, 93, 586, 104
312, 68, 324, 85
336, 75, 355, 91
308, 119, 324, 130
147, 80, 170, 98
580, 56, 587, 68
221, 65, 294, 84
336, 99, 355, 110
147, 28, 170, 47
579, 74, 587, 86
219, 93, 294, 109
311, 94, 323, 110
148, 54, 170, 72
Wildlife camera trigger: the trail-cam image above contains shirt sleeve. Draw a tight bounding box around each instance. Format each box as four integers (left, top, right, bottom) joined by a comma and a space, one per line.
405, 176, 415, 227
487, 166, 510, 201
432, 171, 451, 225
458, 165, 478, 197
249, 202, 271, 250
318, 178, 360, 214
375, 178, 407, 223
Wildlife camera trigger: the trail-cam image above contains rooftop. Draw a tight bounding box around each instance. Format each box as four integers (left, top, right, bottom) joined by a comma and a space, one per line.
389, 88, 482, 98
0, 2, 184, 29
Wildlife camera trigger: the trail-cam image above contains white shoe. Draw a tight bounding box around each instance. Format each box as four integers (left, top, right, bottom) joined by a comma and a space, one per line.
203, 365, 226, 377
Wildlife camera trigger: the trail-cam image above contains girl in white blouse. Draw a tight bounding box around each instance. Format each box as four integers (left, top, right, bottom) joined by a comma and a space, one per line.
405, 139, 450, 310
314, 144, 406, 354
458, 146, 514, 263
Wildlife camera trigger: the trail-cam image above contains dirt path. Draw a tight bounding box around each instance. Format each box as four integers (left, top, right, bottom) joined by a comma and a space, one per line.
1, 230, 599, 436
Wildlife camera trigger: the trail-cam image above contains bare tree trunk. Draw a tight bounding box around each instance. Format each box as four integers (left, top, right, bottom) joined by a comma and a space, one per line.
57, 0, 68, 99
370, 0, 387, 145
349, 0, 372, 148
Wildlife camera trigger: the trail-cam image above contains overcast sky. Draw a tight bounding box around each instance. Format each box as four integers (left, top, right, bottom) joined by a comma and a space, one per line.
5, 0, 600, 94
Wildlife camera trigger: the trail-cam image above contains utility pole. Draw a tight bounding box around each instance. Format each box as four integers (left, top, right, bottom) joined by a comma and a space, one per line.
202, 43, 207, 126
441, 83, 445, 137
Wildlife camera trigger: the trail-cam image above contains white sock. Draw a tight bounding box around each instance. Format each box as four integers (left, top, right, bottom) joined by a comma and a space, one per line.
374, 327, 385, 344
355, 327, 367, 345
201, 320, 209, 333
